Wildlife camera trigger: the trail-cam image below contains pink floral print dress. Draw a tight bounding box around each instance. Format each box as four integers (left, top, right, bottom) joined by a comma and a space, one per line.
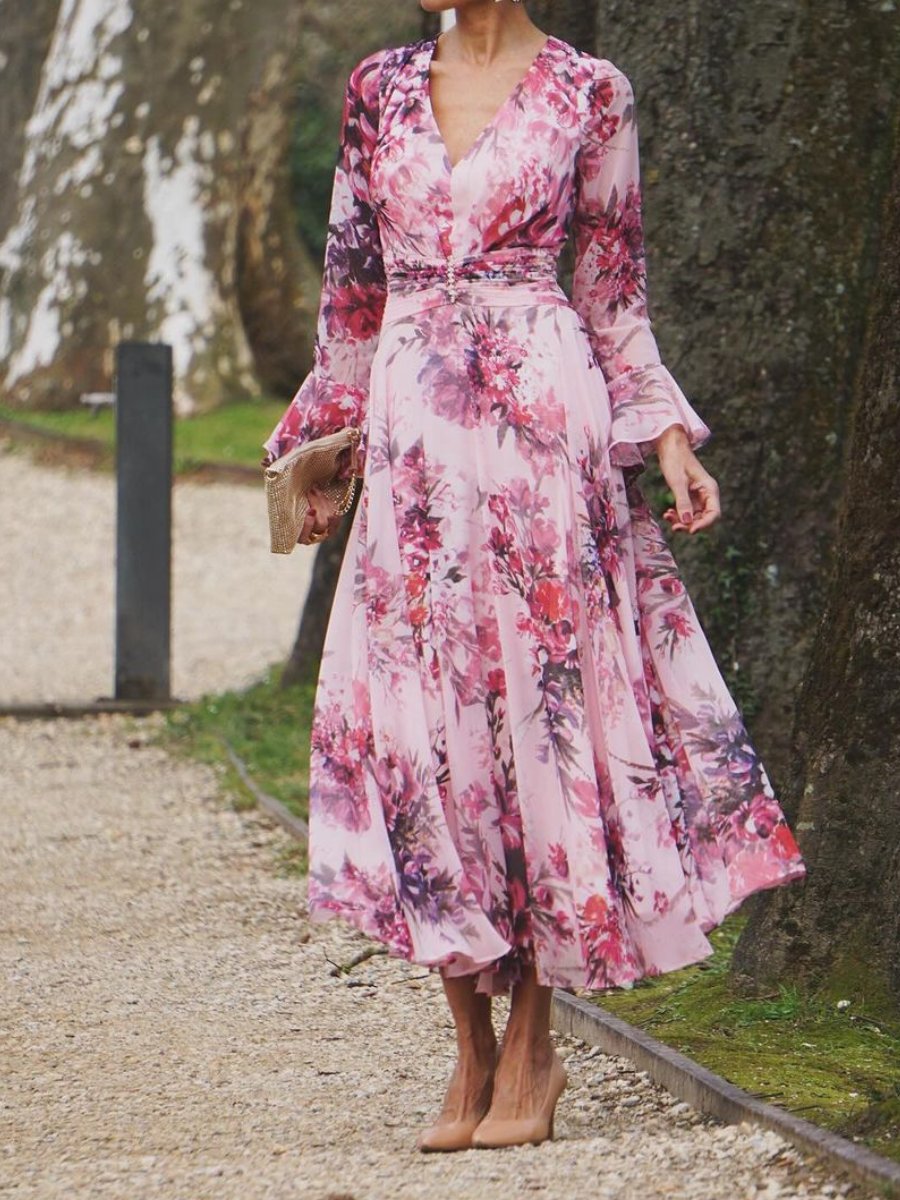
263, 33, 806, 996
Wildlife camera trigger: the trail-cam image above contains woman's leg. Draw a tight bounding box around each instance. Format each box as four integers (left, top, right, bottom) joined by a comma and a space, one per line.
482, 962, 562, 1120
429, 971, 498, 1122
417, 970, 498, 1149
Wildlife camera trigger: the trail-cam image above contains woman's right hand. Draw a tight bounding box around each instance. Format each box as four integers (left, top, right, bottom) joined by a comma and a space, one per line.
655, 425, 722, 536
298, 495, 343, 545
298, 507, 327, 545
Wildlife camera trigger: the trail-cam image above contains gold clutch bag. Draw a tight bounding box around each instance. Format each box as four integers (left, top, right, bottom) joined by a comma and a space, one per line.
264, 427, 361, 554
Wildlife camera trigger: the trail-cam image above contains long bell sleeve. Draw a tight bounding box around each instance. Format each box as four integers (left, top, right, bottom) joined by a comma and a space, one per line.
570, 66, 711, 470
262, 53, 387, 469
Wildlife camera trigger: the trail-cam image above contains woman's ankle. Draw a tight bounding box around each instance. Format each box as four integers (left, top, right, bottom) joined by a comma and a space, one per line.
497, 1026, 555, 1066
456, 1026, 497, 1063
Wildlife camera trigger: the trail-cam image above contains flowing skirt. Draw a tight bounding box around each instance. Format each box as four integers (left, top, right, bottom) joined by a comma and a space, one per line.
305, 282, 806, 996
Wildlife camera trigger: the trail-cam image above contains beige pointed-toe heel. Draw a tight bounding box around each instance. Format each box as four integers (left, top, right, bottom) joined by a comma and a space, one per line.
470, 1053, 568, 1149
416, 1115, 484, 1153
416, 1047, 498, 1153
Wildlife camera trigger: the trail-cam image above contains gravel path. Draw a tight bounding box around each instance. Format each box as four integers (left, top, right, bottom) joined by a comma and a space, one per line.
0, 716, 876, 1200
0, 449, 314, 704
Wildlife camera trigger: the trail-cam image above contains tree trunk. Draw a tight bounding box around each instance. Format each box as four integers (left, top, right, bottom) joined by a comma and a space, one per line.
731, 137, 900, 1011
528, 0, 598, 54
0, 0, 309, 413
280, 506, 354, 689
588, 0, 900, 779
0, 0, 63, 243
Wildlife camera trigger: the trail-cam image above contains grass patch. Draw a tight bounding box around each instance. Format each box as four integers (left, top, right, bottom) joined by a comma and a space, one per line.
0, 398, 287, 472
590, 915, 900, 1162
160, 664, 316, 841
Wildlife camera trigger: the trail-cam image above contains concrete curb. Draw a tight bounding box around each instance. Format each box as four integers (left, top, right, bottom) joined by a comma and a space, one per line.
222, 740, 309, 842
551, 990, 900, 1199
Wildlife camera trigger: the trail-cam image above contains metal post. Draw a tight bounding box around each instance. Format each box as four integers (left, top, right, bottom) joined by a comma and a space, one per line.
114, 342, 173, 700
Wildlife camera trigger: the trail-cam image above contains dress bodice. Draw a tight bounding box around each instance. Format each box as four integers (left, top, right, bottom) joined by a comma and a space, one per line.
369, 34, 596, 270
263, 34, 712, 474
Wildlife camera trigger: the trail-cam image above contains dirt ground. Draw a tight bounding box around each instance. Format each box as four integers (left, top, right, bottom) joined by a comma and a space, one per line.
0, 449, 313, 705
0, 715, 876, 1200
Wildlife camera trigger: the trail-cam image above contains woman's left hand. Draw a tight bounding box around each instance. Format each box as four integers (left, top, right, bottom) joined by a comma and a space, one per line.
655, 425, 721, 535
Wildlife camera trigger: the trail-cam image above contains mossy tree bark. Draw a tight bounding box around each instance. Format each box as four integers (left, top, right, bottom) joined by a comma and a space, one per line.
732, 139, 900, 1012
0, 0, 310, 413
576, 1, 900, 780
528, 0, 597, 53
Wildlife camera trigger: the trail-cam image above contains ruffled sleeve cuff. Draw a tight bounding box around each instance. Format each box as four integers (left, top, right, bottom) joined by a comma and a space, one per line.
605, 363, 712, 469
261, 372, 369, 469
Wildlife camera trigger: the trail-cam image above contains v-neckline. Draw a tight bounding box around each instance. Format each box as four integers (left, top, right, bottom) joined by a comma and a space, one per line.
423, 33, 554, 174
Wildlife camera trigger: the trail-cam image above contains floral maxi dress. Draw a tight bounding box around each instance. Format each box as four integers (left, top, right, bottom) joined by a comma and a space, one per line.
263, 34, 807, 996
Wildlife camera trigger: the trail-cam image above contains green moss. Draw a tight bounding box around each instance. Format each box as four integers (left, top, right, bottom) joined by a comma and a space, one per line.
158, 664, 316, 827
590, 915, 900, 1162
0, 398, 288, 472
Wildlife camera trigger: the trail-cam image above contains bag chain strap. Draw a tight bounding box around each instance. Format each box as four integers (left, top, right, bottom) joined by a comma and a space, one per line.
333, 428, 361, 515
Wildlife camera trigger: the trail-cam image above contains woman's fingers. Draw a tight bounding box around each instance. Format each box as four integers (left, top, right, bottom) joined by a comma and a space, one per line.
298, 505, 328, 545
662, 468, 721, 535
689, 475, 721, 532
669, 479, 694, 528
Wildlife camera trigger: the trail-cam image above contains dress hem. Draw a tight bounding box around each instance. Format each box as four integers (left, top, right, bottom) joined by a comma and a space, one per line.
305, 859, 808, 996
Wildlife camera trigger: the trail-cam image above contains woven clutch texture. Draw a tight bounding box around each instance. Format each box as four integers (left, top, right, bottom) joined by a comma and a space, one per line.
264, 427, 360, 554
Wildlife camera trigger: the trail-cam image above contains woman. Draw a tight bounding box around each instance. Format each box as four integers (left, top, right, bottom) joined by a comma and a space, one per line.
263, 0, 807, 1153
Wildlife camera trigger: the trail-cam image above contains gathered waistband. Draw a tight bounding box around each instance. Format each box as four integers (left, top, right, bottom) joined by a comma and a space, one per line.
382, 248, 570, 325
